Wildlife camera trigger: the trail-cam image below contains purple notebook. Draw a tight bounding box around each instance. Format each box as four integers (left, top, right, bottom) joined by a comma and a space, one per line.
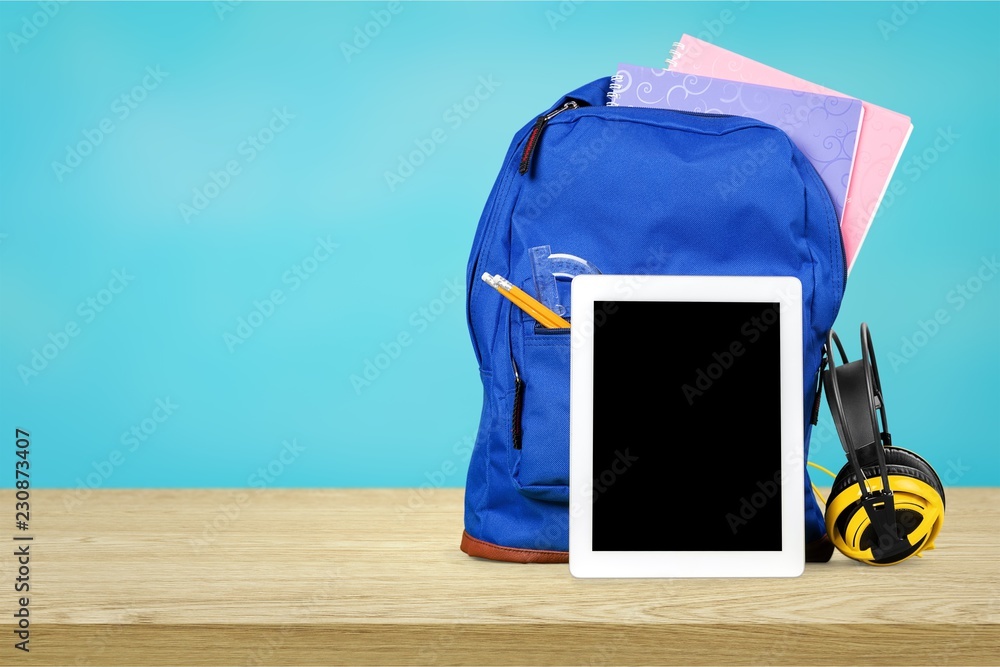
610, 64, 864, 222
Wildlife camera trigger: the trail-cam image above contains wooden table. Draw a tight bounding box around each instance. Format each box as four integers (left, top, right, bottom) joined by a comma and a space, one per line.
3, 488, 997, 666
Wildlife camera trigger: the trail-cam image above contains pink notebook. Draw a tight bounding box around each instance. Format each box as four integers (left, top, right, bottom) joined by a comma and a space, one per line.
668, 35, 913, 273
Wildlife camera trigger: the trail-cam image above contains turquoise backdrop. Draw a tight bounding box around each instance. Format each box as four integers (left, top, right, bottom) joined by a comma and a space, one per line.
1, 1, 997, 491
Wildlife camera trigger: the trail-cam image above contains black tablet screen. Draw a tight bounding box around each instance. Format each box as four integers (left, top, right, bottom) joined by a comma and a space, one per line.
591, 300, 783, 551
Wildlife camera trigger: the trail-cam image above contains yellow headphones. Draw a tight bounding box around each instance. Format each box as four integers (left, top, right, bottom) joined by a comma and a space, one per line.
819, 324, 945, 565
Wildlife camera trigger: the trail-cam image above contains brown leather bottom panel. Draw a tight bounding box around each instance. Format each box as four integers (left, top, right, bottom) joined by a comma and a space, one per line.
461, 531, 569, 563
462, 531, 835, 564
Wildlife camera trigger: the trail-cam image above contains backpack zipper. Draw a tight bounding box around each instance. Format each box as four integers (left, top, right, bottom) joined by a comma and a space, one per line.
507, 314, 525, 450
518, 103, 758, 177
518, 101, 581, 175
518, 100, 850, 289
510, 353, 524, 450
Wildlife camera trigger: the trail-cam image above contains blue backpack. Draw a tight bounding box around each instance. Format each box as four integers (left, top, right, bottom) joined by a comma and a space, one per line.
462, 77, 845, 563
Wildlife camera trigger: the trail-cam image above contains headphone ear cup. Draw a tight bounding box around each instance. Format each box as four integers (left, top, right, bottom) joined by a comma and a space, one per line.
829, 446, 945, 505
884, 447, 946, 505
826, 446, 946, 564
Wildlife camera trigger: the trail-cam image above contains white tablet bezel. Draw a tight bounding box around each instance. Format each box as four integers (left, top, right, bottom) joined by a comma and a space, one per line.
569, 275, 804, 578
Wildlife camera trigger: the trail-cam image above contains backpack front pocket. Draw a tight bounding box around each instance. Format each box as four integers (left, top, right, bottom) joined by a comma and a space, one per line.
508, 325, 571, 502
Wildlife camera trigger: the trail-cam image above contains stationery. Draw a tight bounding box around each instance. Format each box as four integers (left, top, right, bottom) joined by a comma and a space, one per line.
482, 273, 571, 329
666, 35, 913, 272
610, 63, 864, 226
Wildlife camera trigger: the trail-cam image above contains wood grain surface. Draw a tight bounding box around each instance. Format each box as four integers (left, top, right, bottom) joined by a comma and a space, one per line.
2, 488, 997, 666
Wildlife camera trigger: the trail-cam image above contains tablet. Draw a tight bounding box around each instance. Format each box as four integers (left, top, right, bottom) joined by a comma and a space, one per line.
569, 275, 804, 578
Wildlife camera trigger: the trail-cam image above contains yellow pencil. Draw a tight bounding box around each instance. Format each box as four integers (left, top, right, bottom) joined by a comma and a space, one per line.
481, 273, 570, 329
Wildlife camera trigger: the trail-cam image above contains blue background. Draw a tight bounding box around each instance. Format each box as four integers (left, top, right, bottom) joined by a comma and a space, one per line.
1, 1, 997, 490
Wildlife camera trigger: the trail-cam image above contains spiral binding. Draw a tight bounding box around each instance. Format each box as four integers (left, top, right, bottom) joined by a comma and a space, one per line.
606, 73, 623, 106
664, 41, 685, 69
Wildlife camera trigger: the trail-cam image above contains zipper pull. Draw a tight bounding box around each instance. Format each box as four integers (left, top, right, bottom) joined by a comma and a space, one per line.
511, 356, 524, 450
518, 100, 579, 175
